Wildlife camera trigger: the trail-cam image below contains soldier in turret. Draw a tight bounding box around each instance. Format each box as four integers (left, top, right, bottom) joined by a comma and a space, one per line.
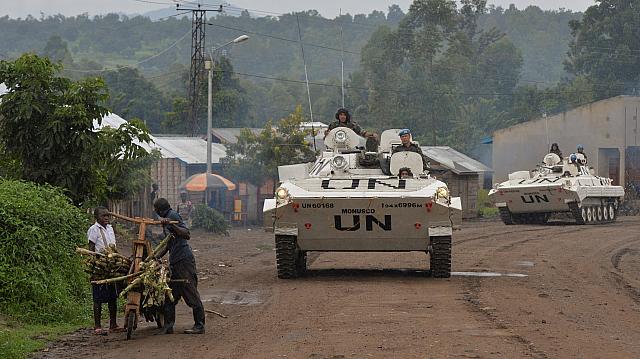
392, 129, 428, 169
325, 108, 376, 139
549, 143, 562, 158
576, 144, 587, 163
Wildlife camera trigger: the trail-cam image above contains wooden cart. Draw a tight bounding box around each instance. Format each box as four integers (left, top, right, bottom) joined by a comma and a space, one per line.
109, 212, 177, 340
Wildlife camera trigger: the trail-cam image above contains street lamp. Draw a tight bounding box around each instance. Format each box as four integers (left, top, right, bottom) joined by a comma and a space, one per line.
204, 35, 249, 203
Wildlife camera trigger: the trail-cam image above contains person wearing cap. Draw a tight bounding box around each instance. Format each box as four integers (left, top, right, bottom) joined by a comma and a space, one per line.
326, 108, 376, 139
392, 129, 428, 169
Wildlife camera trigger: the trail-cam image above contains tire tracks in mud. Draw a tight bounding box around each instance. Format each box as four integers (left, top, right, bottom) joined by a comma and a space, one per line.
609, 240, 640, 305
461, 276, 549, 359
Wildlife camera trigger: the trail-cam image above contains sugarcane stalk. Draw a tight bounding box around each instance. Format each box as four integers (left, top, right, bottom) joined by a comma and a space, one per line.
91, 272, 141, 285
75, 247, 106, 257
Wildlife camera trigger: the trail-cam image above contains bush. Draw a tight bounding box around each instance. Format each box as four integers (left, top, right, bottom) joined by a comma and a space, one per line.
0, 180, 90, 323
191, 204, 230, 235
477, 189, 499, 218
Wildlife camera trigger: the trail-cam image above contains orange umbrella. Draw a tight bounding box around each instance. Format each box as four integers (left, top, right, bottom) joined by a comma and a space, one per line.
179, 173, 236, 192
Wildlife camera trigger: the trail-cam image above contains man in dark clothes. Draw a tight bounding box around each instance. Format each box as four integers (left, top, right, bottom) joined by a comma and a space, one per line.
391, 128, 428, 169
153, 198, 205, 335
325, 108, 376, 139
549, 143, 563, 158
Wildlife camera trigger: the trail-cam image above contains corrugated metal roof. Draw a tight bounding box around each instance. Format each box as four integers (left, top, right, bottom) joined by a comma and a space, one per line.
93, 113, 128, 130
421, 146, 493, 174
146, 136, 227, 164
211, 128, 263, 144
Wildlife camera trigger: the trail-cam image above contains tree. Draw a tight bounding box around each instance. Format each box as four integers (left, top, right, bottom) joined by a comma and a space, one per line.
565, 0, 640, 99
101, 67, 172, 132
42, 35, 74, 65
0, 54, 155, 204
160, 57, 250, 133
223, 106, 315, 187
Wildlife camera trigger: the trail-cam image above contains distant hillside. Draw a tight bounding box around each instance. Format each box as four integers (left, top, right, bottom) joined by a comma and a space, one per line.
480, 5, 582, 86
0, 5, 580, 88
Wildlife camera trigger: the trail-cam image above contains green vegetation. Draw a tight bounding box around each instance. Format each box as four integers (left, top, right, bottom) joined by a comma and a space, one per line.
477, 189, 498, 218
0, 321, 80, 359
0, 180, 90, 323
0, 54, 156, 205
0, 5, 586, 139
192, 204, 230, 235
223, 106, 315, 187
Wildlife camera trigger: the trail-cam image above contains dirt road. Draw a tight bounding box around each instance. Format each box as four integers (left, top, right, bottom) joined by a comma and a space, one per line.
38, 217, 640, 358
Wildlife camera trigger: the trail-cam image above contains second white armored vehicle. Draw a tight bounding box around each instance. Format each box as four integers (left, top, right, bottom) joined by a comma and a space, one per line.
489, 152, 624, 225
263, 128, 462, 278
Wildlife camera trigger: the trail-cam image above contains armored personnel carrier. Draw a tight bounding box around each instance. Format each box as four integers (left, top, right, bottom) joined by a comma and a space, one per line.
263, 128, 462, 279
489, 152, 624, 225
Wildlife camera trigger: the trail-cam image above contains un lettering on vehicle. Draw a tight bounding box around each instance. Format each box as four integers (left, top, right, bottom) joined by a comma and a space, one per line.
520, 193, 550, 204
334, 214, 392, 232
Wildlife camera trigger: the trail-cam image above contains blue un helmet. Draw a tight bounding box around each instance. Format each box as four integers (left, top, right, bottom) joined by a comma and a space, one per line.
577, 144, 584, 151
570, 153, 578, 163
398, 129, 411, 136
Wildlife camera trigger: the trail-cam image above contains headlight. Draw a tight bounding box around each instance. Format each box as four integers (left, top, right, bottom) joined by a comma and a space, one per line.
334, 130, 347, 143
332, 155, 348, 169
435, 186, 449, 200
275, 187, 290, 202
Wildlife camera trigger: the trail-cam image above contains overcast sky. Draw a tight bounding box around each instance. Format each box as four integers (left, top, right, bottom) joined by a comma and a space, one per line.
2, 0, 596, 19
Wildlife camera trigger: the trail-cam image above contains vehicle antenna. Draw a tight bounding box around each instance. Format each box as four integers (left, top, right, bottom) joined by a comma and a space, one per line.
296, 14, 317, 152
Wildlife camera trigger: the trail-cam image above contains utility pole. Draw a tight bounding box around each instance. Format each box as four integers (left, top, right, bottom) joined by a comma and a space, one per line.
176, 4, 223, 135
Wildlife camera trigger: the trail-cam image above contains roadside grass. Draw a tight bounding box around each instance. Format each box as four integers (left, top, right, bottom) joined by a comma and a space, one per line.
0, 318, 86, 359
477, 189, 499, 218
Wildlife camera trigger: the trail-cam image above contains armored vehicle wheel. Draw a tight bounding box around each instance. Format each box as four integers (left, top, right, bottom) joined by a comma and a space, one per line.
581, 207, 588, 223
608, 204, 617, 222
430, 236, 451, 278
275, 235, 306, 279
602, 205, 609, 221
596, 206, 603, 222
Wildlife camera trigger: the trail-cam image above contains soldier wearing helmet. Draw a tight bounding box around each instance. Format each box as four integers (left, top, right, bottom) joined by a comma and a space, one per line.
576, 144, 587, 163
325, 108, 376, 139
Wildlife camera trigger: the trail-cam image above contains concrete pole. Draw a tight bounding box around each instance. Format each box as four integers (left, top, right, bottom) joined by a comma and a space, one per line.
206, 60, 213, 206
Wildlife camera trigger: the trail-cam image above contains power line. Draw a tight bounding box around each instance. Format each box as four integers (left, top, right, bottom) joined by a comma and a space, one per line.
205, 22, 360, 55
214, 69, 606, 98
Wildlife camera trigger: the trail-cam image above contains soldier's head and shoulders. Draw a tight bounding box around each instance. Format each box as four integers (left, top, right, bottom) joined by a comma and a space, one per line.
392, 128, 422, 154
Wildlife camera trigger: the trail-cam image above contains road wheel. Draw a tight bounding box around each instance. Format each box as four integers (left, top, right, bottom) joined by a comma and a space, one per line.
581, 207, 588, 223
608, 204, 617, 222
596, 206, 603, 222
430, 236, 451, 278
586, 207, 593, 223
275, 235, 304, 279
126, 311, 136, 340
602, 205, 609, 221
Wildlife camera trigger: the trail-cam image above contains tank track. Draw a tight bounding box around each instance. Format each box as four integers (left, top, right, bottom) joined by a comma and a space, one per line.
275, 235, 306, 279
499, 207, 549, 225
430, 236, 451, 278
498, 207, 514, 225
568, 201, 618, 225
